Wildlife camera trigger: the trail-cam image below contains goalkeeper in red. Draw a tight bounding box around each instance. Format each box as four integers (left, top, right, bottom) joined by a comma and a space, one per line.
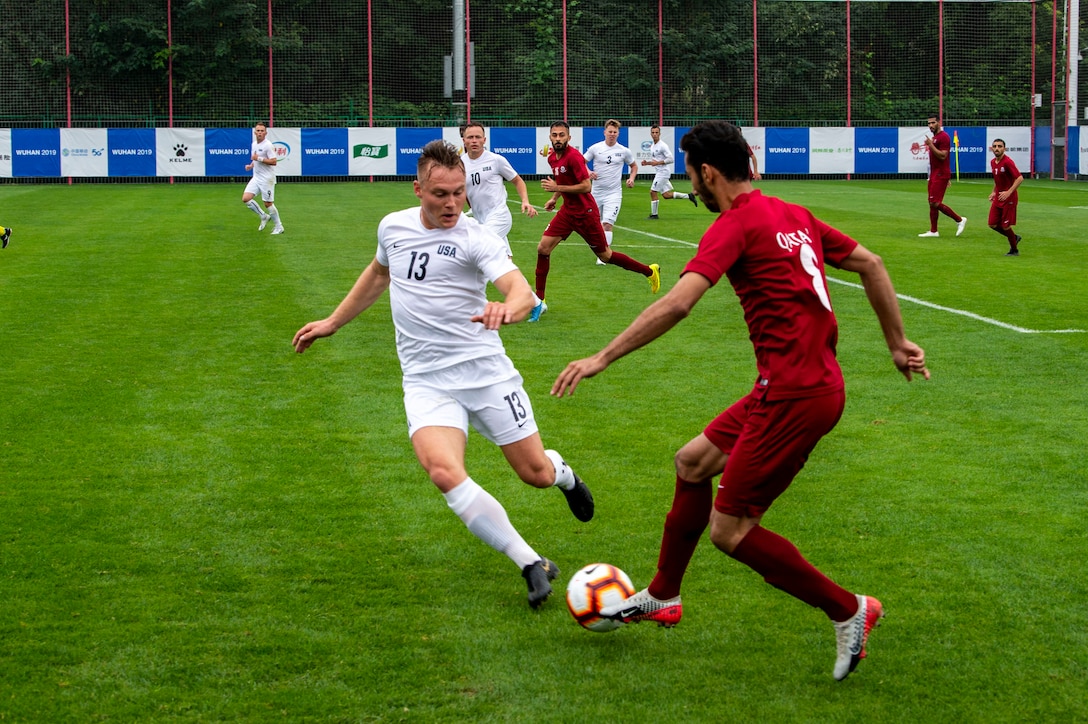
988, 138, 1024, 256
552, 120, 930, 681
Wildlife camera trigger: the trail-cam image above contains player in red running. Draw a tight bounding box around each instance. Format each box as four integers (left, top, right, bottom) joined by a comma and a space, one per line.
918, 115, 966, 238
552, 120, 930, 681
988, 139, 1024, 256
529, 122, 660, 322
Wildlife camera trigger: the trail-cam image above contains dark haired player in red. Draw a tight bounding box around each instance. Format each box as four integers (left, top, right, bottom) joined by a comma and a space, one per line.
918, 115, 966, 238
988, 139, 1024, 256
552, 120, 930, 681
529, 122, 660, 322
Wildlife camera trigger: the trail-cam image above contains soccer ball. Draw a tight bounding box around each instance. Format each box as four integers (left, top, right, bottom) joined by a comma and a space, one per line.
565, 563, 636, 633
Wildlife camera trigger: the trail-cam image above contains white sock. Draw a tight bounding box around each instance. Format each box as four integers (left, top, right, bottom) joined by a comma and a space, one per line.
246, 199, 265, 217
443, 478, 538, 569
604, 230, 613, 246
651, 200, 659, 215
267, 204, 281, 226
544, 449, 576, 490
674, 192, 688, 200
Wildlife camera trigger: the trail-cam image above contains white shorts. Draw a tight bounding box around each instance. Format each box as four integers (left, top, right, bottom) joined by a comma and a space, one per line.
651, 176, 674, 194
595, 192, 622, 227
244, 178, 276, 203
402, 355, 538, 446
477, 212, 514, 257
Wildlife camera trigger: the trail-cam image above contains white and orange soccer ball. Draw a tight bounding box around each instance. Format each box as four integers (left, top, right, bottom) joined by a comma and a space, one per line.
565, 563, 636, 632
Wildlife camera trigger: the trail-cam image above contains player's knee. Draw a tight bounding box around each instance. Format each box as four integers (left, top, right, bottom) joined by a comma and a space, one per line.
709, 518, 740, 554
674, 446, 708, 481
423, 463, 466, 490
514, 458, 553, 489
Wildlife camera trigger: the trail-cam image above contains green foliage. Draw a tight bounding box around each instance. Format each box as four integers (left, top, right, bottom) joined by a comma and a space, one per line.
0, 0, 1064, 127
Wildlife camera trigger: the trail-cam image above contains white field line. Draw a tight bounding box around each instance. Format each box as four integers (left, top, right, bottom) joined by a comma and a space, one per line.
515, 205, 1084, 334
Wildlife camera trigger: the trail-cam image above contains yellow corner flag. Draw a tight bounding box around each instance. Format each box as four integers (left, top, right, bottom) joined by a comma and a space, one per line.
952, 130, 960, 181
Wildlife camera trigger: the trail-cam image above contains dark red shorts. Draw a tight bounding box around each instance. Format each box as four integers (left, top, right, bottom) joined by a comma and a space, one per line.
706, 388, 845, 518
927, 176, 950, 205
988, 200, 1017, 229
543, 207, 608, 253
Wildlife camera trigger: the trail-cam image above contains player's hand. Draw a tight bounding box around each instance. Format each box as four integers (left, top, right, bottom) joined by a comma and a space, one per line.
293, 320, 337, 353
543, 198, 557, 212
541, 177, 558, 193
626, 178, 635, 188
551, 355, 608, 397
891, 340, 930, 382
521, 201, 538, 218
471, 301, 511, 330
245, 163, 254, 171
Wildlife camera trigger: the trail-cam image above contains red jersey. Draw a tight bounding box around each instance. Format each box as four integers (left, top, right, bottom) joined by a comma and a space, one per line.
991, 154, 1021, 203
548, 145, 598, 214
929, 130, 952, 180
683, 190, 859, 401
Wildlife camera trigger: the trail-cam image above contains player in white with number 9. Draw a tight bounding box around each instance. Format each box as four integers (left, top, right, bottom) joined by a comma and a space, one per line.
552, 120, 929, 681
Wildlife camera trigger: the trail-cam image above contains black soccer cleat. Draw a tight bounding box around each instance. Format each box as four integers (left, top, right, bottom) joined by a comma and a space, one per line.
689, 192, 698, 207
646, 214, 659, 220
560, 471, 594, 522
522, 558, 559, 609
1, 227, 10, 249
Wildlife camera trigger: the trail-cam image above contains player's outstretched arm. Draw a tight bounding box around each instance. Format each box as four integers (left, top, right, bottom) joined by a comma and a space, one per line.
512, 176, 538, 218
838, 245, 930, 381
552, 272, 712, 397
293, 258, 391, 353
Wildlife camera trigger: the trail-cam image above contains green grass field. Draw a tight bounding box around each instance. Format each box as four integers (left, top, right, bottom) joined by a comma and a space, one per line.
1, 177, 1086, 721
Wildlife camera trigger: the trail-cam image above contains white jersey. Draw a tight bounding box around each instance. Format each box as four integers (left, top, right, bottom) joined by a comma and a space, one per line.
463, 150, 518, 229
649, 140, 674, 178
376, 207, 518, 377
584, 141, 635, 198
251, 138, 277, 184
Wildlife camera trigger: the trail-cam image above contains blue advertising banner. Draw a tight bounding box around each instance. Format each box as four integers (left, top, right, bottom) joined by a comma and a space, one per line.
205, 128, 253, 176
674, 127, 692, 177
396, 128, 443, 175
488, 127, 537, 177
107, 128, 156, 176
300, 128, 348, 176
2, 124, 1062, 178
12, 128, 61, 177
765, 128, 809, 174
945, 126, 987, 174
854, 127, 898, 174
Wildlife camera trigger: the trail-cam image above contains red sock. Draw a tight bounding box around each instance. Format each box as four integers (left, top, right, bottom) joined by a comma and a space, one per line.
938, 204, 961, 222
1003, 228, 1018, 246
606, 251, 651, 277
648, 477, 712, 600
728, 525, 857, 621
928, 207, 939, 231
534, 254, 550, 300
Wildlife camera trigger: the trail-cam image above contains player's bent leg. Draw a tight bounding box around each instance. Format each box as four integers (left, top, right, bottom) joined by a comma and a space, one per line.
708, 510, 763, 555
674, 433, 728, 483
499, 434, 554, 489
410, 425, 470, 492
